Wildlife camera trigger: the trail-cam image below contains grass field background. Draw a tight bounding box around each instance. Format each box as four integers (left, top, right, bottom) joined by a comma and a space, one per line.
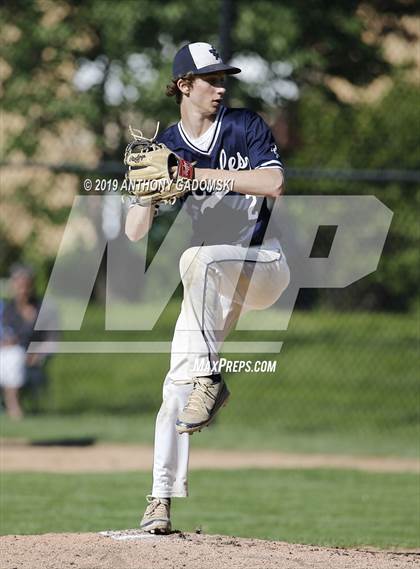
2, 469, 419, 549
1, 304, 418, 547
1, 412, 418, 457
2, 304, 417, 457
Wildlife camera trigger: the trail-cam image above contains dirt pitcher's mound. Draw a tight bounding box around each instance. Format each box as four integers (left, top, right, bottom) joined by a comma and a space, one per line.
1, 531, 418, 569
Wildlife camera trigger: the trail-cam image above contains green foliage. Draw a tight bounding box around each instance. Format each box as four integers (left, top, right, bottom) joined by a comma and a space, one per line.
288, 78, 420, 309
2, 0, 418, 309
3, 0, 415, 155
291, 78, 420, 169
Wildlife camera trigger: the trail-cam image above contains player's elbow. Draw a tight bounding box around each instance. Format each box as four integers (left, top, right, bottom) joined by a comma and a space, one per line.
270, 182, 283, 198
268, 170, 284, 198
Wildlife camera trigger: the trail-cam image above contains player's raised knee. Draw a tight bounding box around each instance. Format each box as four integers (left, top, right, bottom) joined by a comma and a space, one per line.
179, 246, 216, 286
179, 247, 202, 281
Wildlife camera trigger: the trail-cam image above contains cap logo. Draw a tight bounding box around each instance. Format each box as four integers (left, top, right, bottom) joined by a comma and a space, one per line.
188, 42, 223, 70
209, 47, 221, 60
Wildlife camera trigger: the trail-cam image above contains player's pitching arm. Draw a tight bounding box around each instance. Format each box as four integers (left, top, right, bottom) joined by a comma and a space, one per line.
125, 167, 284, 242
195, 167, 284, 198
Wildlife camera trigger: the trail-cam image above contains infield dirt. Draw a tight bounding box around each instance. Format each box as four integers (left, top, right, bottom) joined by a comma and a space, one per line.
2, 531, 419, 569
2, 442, 419, 568
2, 441, 419, 473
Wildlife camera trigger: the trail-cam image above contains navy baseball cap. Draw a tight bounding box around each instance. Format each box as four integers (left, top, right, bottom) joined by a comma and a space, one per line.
173, 42, 241, 78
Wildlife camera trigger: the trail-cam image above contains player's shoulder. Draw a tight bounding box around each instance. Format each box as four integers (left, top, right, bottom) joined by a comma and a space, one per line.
222, 106, 267, 131
157, 122, 179, 146
223, 106, 256, 122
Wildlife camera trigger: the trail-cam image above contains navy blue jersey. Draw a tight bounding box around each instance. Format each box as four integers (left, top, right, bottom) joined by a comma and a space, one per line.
157, 105, 283, 247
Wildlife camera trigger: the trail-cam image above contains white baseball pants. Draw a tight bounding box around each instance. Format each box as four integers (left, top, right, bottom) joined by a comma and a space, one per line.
151, 243, 290, 498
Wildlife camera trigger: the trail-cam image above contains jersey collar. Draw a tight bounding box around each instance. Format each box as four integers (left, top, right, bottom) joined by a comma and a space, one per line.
178, 105, 226, 156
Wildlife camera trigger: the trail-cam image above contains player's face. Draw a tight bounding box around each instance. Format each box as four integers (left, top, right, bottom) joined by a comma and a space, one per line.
188, 73, 226, 115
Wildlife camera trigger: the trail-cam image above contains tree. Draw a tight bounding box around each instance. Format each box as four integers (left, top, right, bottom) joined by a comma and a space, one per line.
288, 78, 420, 310
1, 0, 418, 307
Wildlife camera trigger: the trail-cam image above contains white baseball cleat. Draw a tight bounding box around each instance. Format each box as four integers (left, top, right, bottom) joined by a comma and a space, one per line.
176, 375, 230, 435
140, 496, 171, 534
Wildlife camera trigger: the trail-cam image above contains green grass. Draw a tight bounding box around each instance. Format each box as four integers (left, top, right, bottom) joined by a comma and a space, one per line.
1, 413, 418, 457
41, 306, 419, 427
1, 469, 419, 549
2, 306, 418, 456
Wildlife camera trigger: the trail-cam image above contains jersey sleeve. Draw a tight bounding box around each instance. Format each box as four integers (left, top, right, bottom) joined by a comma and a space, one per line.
245, 111, 283, 170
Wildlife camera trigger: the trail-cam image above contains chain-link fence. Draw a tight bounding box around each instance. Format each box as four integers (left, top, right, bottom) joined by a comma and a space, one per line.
1, 163, 418, 455
1, 0, 419, 453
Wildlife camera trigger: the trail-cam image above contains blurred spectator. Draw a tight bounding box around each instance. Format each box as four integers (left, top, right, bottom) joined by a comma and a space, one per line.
0, 264, 58, 419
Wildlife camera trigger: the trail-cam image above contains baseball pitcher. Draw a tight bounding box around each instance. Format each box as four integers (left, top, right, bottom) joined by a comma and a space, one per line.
124, 42, 290, 533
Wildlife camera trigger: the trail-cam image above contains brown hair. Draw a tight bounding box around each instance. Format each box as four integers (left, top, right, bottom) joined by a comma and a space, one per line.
166, 72, 195, 104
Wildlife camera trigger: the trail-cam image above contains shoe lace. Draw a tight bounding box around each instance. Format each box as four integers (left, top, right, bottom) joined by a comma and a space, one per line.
186, 377, 218, 413
145, 496, 169, 517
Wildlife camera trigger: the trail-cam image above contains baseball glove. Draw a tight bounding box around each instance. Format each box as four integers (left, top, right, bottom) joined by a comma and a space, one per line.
123, 124, 194, 207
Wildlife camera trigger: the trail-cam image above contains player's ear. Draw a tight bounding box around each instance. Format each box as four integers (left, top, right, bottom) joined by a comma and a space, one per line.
177, 78, 191, 97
